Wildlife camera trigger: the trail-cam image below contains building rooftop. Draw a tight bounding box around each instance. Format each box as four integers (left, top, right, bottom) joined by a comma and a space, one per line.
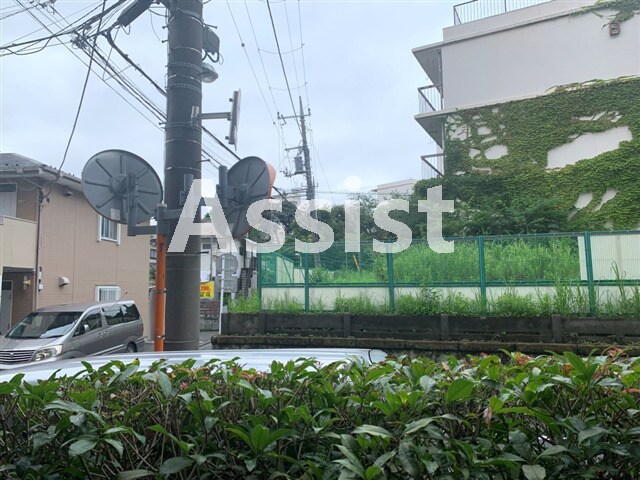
0, 153, 82, 190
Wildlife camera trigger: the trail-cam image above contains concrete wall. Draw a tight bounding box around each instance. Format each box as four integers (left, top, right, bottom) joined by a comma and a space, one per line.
440, 5, 640, 109
37, 184, 151, 335
261, 284, 639, 311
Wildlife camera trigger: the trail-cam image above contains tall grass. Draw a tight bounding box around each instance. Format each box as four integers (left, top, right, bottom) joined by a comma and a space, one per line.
268, 237, 582, 285
264, 293, 304, 314
333, 293, 381, 315
394, 284, 640, 318
227, 293, 260, 314
246, 285, 639, 317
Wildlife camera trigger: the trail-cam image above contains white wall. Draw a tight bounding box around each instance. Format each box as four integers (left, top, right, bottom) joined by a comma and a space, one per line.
441, 8, 640, 109
579, 234, 640, 281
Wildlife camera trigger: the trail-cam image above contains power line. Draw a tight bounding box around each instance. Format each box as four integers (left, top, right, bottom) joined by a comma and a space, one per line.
7, 0, 237, 178
0, 0, 126, 55
243, 0, 285, 120
283, 0, 301, 90
40, 0, 108, 197
0, 5, 100, 56
239, 0, 295, 177
265, 0, 301, 132
225, 0, 284, 146
6, 2, 170, 158
308, 128, 335, 202
297, 0, 311, 108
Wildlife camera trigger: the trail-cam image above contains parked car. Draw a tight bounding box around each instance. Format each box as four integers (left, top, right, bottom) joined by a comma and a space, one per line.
0, 348, 387, 383
0, 301, 145, 370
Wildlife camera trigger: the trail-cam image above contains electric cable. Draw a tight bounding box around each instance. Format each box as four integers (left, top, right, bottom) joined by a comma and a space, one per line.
265, 0, 301, 133
283, 0, 301, 90
41, 0, 108, 199
225, 0, 285, 147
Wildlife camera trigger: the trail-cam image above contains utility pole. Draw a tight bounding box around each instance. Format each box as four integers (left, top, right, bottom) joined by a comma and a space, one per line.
298, 96, 315, 204
279, 97, 320, 264
163, 0, 203, 351
279, 96, 315, 204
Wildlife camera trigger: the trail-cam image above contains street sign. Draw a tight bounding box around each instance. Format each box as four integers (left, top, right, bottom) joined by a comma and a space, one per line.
216, 254, 238, 273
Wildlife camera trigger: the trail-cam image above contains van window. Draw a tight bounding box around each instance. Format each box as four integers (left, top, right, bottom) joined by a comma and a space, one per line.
104, 307, 124, 326
6, 311, 81, 339
123, 304, 140, 323
80, 311, 102, 333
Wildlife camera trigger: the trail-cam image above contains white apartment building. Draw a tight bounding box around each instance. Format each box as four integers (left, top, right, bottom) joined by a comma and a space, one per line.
413, 0, 640, 175
372, 179, 418, 202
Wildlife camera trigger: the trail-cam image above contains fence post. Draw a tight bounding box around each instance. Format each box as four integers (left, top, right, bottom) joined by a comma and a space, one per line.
257, 253, 262, 311
304, 252, 310, 312
478, 236, 487, 310
386, 245, 395, 312
584, 232, 596, 316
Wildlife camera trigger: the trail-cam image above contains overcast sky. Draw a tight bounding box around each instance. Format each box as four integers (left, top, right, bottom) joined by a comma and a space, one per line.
0, 0, 453, 202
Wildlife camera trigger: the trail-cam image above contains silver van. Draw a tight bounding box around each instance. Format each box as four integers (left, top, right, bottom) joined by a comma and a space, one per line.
0, 301, 145, 370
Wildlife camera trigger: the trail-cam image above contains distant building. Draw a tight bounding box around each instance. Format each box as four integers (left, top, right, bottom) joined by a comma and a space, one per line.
0, 153, 150, 335
372, 179, 417, 202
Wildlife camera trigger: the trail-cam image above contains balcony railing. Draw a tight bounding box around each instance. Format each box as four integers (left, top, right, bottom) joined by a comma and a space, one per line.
421, 153, 445, 179
453, 0, 550, 25
418, 85, 443, 114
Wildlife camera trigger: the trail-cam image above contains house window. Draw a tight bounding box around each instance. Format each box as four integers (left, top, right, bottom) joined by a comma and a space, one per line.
96, 286, 121, 302
0, 183, 17, 217
99, 216, 120, 243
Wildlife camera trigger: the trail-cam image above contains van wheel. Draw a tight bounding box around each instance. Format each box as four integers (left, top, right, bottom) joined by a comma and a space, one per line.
126, 343, 137, 353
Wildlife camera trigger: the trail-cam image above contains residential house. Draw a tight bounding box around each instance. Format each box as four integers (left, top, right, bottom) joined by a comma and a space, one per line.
0, 153, 151, 335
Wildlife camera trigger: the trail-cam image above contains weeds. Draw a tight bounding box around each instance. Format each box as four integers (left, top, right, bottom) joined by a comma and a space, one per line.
227, 293, 260, 314
333, 293, 381, 315
264, 293, 304, 314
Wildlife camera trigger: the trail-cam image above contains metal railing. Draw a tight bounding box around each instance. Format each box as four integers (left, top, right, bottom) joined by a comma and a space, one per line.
453, 0, 550, 25
258, 230, 640, 315
421, 153, 445, 179
418, 85, 443, 114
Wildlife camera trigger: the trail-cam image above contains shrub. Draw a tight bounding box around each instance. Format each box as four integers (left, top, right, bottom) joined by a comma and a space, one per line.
1, 352, 640, 478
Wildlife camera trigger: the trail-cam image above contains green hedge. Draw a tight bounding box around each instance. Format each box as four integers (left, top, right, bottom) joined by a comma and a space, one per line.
2, 352, 640, 479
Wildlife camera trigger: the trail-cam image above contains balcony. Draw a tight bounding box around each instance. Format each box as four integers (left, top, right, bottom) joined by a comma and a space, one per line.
418, 85, 443, 114
0, 216, 37, 271
421, 153, 445, 179
416, 85, 446, 148
453, 0, 550, 25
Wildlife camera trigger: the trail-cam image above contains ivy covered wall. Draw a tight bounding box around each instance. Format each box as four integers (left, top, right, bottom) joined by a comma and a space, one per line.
416, 77, 640, 235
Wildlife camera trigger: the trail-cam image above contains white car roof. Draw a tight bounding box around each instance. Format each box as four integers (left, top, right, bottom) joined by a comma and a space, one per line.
1, 348, 387, 383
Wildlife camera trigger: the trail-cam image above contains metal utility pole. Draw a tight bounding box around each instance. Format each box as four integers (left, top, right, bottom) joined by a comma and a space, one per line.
298, 96, 315, 203
164, 0, 203, 351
